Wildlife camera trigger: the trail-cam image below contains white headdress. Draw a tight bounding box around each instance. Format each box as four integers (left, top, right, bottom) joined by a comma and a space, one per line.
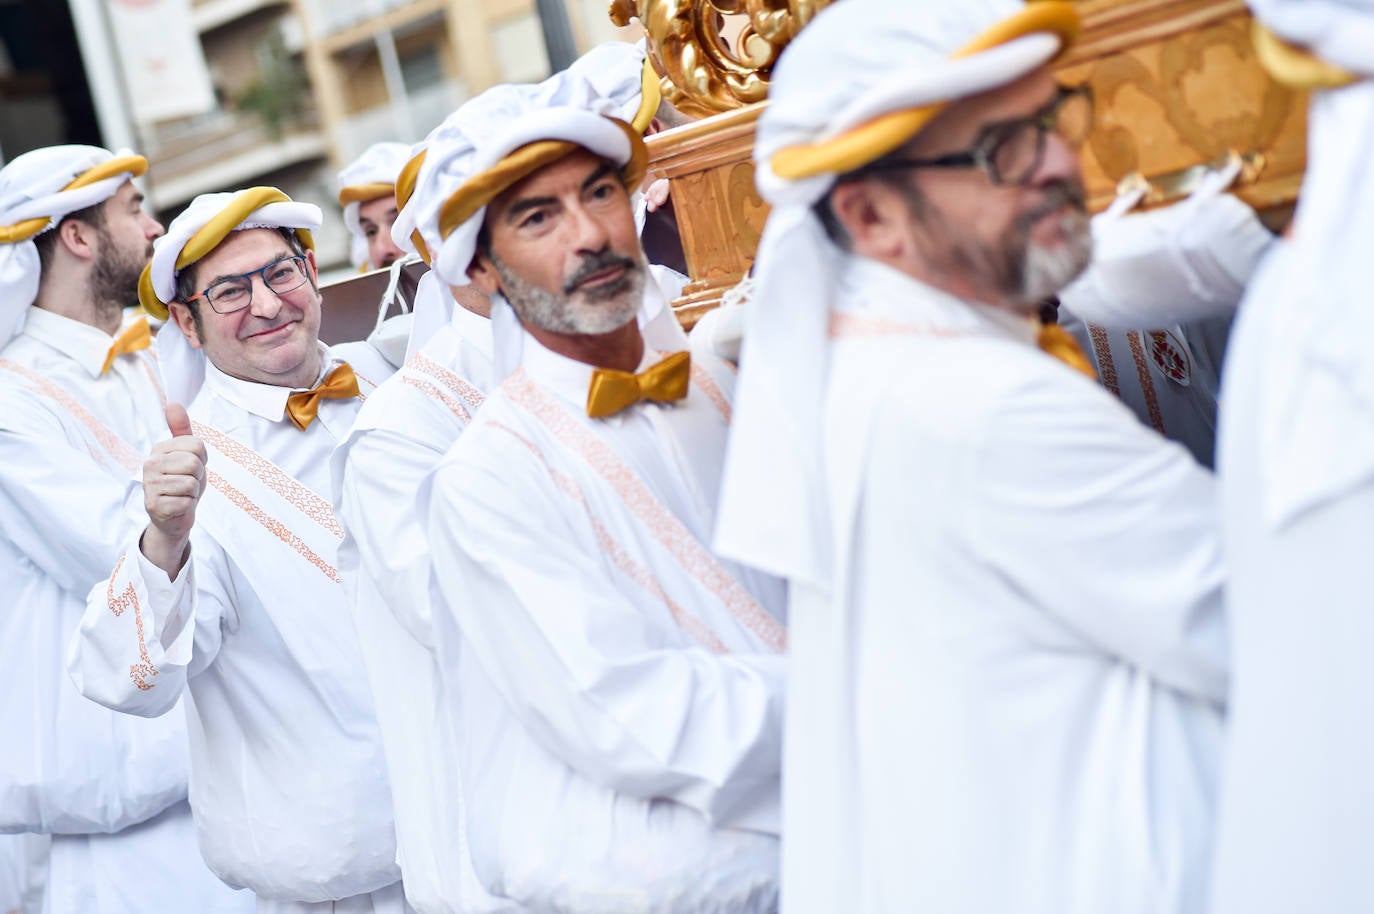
390, 68, 666, 382
337, 141, 412, 270
0, 145, 147, 348
139, 187, 321, 406
715, 0, 1080, 588
565, 40, 661, 133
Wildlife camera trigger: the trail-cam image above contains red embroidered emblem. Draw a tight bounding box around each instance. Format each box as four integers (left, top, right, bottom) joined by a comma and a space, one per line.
1146, 330, 1191, 388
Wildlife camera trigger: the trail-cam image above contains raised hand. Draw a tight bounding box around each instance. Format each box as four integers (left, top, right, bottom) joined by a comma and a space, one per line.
139, 403, 207, 578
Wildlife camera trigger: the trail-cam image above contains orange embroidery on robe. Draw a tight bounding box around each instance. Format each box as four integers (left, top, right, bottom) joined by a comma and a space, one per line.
0, 359, 142, 475
506, 370, 786, 654
106, 554, 159, 691
1086, 324, 1120, 397
411, 354, 485, 415
488, 421, 730, 655
401, 376, 472, 423
689, 362, 731, 423
203, 469, 341, 584
1125, 331, 1166, 433
191, 422, 344, 540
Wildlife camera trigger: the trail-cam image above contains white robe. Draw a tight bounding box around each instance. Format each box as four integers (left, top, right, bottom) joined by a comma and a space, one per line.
332, 306, 518, 914
67, 345, 412, 911
418, 334, 786, 914
0, 308, 251, 914
773, 258, 1227, 914
1209, 245, 1374, 912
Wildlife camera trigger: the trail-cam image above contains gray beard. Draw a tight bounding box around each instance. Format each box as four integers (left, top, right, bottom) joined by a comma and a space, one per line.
493, 251, 645, 336
1019, 208, 1093, 304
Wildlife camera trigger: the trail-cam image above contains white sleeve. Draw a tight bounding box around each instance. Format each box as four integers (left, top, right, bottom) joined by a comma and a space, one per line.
68, 530, 231, 718
336, 427, 444, 648
0, 389, 145, 592
966, 367, 1227, 704
425, 440, 785, 832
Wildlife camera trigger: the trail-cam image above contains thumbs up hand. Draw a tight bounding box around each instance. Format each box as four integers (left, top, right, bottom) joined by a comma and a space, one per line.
140, 403, 207, 578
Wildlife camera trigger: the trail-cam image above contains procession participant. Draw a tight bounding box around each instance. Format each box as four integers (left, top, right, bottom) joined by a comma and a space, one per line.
67, 188, 411, 913
716, 2, 1227, 913
1209, 4, 1374, 911
338, 142, 411, 272
0, 145, 252, 914
332, 137, 507, 914
416, 71, 787, 913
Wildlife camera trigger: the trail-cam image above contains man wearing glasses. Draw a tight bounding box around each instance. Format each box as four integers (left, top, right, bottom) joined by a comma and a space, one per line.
717, 2, 1226, 913
68, 189, 413, 913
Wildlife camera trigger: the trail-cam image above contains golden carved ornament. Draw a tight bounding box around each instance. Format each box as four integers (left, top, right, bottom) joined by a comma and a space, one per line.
609, 0, 834, 118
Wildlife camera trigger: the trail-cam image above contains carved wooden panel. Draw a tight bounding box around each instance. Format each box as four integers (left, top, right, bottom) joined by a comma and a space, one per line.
645, 0, 1308, 322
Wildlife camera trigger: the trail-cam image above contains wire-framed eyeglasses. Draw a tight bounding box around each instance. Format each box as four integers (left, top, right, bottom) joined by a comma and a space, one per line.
855, 84, 1095, 188
186, 255, 312, 315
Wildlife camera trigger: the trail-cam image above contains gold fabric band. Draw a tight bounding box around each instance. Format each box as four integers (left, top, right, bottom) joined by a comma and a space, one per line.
1251, 22, 1357, 89
338, 182, 397, 206
394, 149, 432, 263
633, 56, 662, 134
139, 186, 316, 320
770, 2, 1081, 181
0, 154, 149, 245
437, 118, 648, 245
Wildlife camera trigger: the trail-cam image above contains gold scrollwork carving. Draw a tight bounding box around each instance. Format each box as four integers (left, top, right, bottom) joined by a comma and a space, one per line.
609, 0, 833, 118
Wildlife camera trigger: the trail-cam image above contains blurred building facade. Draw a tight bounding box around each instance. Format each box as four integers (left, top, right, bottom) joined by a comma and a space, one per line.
0, 0, 636, 270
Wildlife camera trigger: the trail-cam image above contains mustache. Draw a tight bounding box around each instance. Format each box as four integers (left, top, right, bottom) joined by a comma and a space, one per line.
562, 251, 637, 295
1016, 180, 1087, 233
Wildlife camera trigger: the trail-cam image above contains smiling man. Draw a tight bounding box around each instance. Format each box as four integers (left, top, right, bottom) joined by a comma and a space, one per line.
67, 189, 411, 913
411, 72, 786, 913
717, 2, 1227, 913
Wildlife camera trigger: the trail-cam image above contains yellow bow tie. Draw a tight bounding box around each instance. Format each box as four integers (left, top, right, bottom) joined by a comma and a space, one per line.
285, 363, 360, 430
1037, 323, 1097, 380
101, 318, 152, 374
586, 350, 692, 419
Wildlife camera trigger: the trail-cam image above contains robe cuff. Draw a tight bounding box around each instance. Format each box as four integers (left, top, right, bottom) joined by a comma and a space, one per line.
136, 545, 195, 663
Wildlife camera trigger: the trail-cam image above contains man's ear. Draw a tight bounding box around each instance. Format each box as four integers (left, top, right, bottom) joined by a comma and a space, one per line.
828, 178, 913, 261
57, 217, 100, 262
166, 302, 204, 349
466, 250, 502, 296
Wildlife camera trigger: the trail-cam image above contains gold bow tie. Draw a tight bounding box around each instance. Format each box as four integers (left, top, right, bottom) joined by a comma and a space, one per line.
586, 350, 692, 419
1037, 323, 1097, 380
101, 318, 152, 374
285, 363, 360, 430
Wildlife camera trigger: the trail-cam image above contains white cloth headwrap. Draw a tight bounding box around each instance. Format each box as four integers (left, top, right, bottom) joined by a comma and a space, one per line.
716, 0, 1070, 588
0, 145, 141, 349
1257, 78, 1374, 526
150, 191, 322, 406
1248, 0, 1374, 78
338, 141, 411, 270
566, 40, 648, 125
1059, 160, 1275, 328
390, 69, 631, 290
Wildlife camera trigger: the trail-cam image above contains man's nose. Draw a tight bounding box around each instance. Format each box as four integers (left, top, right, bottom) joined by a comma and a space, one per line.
248, 276, 285, 318
1031, 132, 1084, 187
564, 201, 611, 253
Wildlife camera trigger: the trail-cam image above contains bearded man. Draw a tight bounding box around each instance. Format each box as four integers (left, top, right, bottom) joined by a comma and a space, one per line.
717, 2, 1228, 913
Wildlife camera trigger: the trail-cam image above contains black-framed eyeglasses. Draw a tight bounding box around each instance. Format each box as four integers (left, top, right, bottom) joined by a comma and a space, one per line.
856, 84, 1094, 188
186, 255, 311, 314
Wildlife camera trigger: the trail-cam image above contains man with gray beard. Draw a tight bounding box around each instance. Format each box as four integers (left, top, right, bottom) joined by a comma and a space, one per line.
411, 72, 787, 913
715, 2, 1228, 913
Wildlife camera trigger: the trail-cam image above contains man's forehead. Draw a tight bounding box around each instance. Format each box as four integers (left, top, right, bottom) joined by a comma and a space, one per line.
197, 227, 293, 275
491, 148, 613, 212
916, 68, 1058, 146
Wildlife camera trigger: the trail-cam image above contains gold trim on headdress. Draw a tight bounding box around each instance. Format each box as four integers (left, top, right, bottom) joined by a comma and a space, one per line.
633, 56, 662, 134
1251, 22, 1357, 89
0, 154, 149, 245
337, 182, 397, 206
436, 117, 648, 243
395, 149, 433, 263
138, 186, 315, 320
770, 1, 1081, 181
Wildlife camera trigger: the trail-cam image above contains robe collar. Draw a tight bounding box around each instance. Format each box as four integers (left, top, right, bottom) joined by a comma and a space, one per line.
21, 306, 132, 379
201, 341, 339, 424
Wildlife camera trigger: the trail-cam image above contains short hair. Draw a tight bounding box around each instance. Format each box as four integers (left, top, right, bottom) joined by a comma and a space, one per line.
814, 148, 929, 252
33, 199, 109, 274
